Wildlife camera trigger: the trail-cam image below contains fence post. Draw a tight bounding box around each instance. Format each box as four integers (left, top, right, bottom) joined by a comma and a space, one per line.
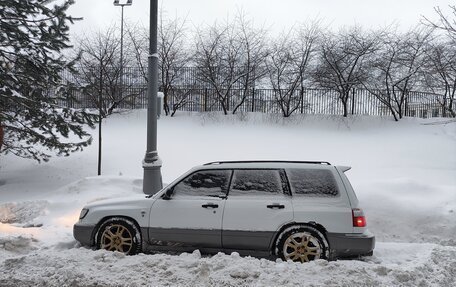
251, 87, 255, 112
300, 88, 305, 114
351, 88, 355, 115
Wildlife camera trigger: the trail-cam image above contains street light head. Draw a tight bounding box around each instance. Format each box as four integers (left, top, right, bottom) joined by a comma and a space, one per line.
113, 0, 132, 6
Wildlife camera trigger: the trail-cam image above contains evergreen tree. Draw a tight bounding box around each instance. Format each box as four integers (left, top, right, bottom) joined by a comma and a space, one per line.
0, 0, 97, 162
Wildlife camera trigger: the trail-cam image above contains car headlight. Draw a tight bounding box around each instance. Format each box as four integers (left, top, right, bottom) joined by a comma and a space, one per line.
79, 208, 89, 219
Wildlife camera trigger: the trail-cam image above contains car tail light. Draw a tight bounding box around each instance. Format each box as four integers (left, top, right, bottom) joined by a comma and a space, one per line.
352, 208, 366, 227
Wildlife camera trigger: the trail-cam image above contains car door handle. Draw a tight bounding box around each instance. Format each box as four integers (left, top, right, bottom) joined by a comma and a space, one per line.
202, 203, 219, 209
267, 204, 285, 209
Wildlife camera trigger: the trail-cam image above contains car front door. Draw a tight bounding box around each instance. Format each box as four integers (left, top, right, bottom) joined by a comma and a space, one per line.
148, 169, 232, 248
222, 169, 293, 251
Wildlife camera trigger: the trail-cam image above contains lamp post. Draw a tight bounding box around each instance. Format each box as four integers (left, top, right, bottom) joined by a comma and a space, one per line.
143, 0, 162, 194
113, 0, 132, 107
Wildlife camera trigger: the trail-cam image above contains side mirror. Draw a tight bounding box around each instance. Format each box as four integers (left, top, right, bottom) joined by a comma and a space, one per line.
161, 188, 173, 200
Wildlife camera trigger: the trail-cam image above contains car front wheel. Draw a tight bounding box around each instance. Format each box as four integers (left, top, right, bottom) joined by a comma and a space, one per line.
276, 225, 328, 263
96, 218, 141, 255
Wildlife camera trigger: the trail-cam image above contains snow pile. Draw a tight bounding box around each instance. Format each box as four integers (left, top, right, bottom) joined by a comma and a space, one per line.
0, 200, 48, 224
0, 236, 37, 254
1, 244, 455, 286
0, 111, 455, 286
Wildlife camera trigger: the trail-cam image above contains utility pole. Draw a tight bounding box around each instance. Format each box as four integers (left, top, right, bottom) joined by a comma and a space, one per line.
113, 0, 132, 110
143, 0, 163, 194
98, 61, 103, 175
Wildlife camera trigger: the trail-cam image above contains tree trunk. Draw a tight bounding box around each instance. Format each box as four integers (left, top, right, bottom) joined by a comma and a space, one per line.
449, 97, 456, 117
163, 86, 170, 116
340, 90, 349, 117
232, 87, 249, 114
342, 98, 349, 117
0, 125, 3, 151
220, 97, 228, 115
163, 94, 170, 116
391, 109, 399, 122
398, 104, 403, 119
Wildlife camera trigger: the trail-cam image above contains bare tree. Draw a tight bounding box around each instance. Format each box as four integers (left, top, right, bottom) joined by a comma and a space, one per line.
168, 88, 198, 116
231, 12, 269, 114
424, 5, 456, 39
295, 23, 321, 113
421, 6, 456, 118
126, 23, 148, 82
195, 20, 245, 115
423, 38, 456, 117
74, 26, 137, 118
266, 23, 319, 117
314, 27, 378, 117
73, 26, 138, 175
158, 13, 192, 115
365, 27, 433, 120
127, 13, 191, 116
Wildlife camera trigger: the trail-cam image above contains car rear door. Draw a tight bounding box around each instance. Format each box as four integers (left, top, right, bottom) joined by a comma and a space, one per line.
286, 168, 353, 233
222, 169, 293, 251
148, 169, 231, 248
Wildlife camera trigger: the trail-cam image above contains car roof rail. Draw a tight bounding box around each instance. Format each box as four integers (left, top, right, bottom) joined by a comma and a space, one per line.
203, 160, 331, 166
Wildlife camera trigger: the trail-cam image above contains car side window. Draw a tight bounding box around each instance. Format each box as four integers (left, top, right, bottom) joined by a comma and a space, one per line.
286, 168, 339, 197
229, 169, 283, 196
172, 170, 231, 197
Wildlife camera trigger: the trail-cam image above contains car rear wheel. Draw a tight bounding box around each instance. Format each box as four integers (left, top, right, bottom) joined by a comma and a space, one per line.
96, 218, 141, 255
276, 226, 328, 263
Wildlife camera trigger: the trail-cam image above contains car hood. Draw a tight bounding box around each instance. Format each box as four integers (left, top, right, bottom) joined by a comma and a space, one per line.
83, 194, 152, 209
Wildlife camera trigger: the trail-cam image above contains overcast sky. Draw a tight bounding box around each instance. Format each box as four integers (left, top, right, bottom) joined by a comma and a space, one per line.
68, 0, 454, 36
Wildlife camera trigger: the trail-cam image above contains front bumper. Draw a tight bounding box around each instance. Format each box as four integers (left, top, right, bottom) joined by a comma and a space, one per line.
326, 231, 375, 259
73, 223, 97, 247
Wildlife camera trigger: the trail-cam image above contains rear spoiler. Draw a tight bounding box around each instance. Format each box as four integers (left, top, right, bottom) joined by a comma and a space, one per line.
337, 166, 352, 172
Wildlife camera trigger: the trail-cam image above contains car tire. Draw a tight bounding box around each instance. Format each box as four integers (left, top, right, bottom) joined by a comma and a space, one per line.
276, 225, 329, 263
96, 217, 141, 255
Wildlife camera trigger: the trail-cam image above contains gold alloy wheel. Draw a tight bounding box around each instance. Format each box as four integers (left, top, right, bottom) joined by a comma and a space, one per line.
283, 232, 322, 263
100, 224, 133, 253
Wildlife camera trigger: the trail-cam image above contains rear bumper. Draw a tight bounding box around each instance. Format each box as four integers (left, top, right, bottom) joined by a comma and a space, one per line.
73, 223, 96, 246
327, 231, 375, 259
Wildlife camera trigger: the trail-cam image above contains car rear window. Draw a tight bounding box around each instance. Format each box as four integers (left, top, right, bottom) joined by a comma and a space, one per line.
286, 169, 339, 197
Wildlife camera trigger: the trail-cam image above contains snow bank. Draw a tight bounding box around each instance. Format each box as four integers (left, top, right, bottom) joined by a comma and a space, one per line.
1, 244, 455, 286
0, 111, 455, 286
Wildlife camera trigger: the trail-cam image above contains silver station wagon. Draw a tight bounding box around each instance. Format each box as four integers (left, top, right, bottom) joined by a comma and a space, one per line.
74, 161, 375, 263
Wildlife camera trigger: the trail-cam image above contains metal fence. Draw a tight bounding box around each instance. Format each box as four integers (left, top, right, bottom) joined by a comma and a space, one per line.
63, 85, 452, 119
166, 88, 450, 118
59, 66, 454, 118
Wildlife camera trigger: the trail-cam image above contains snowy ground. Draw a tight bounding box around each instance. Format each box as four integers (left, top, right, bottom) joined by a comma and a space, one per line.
0, 111, 455, 286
